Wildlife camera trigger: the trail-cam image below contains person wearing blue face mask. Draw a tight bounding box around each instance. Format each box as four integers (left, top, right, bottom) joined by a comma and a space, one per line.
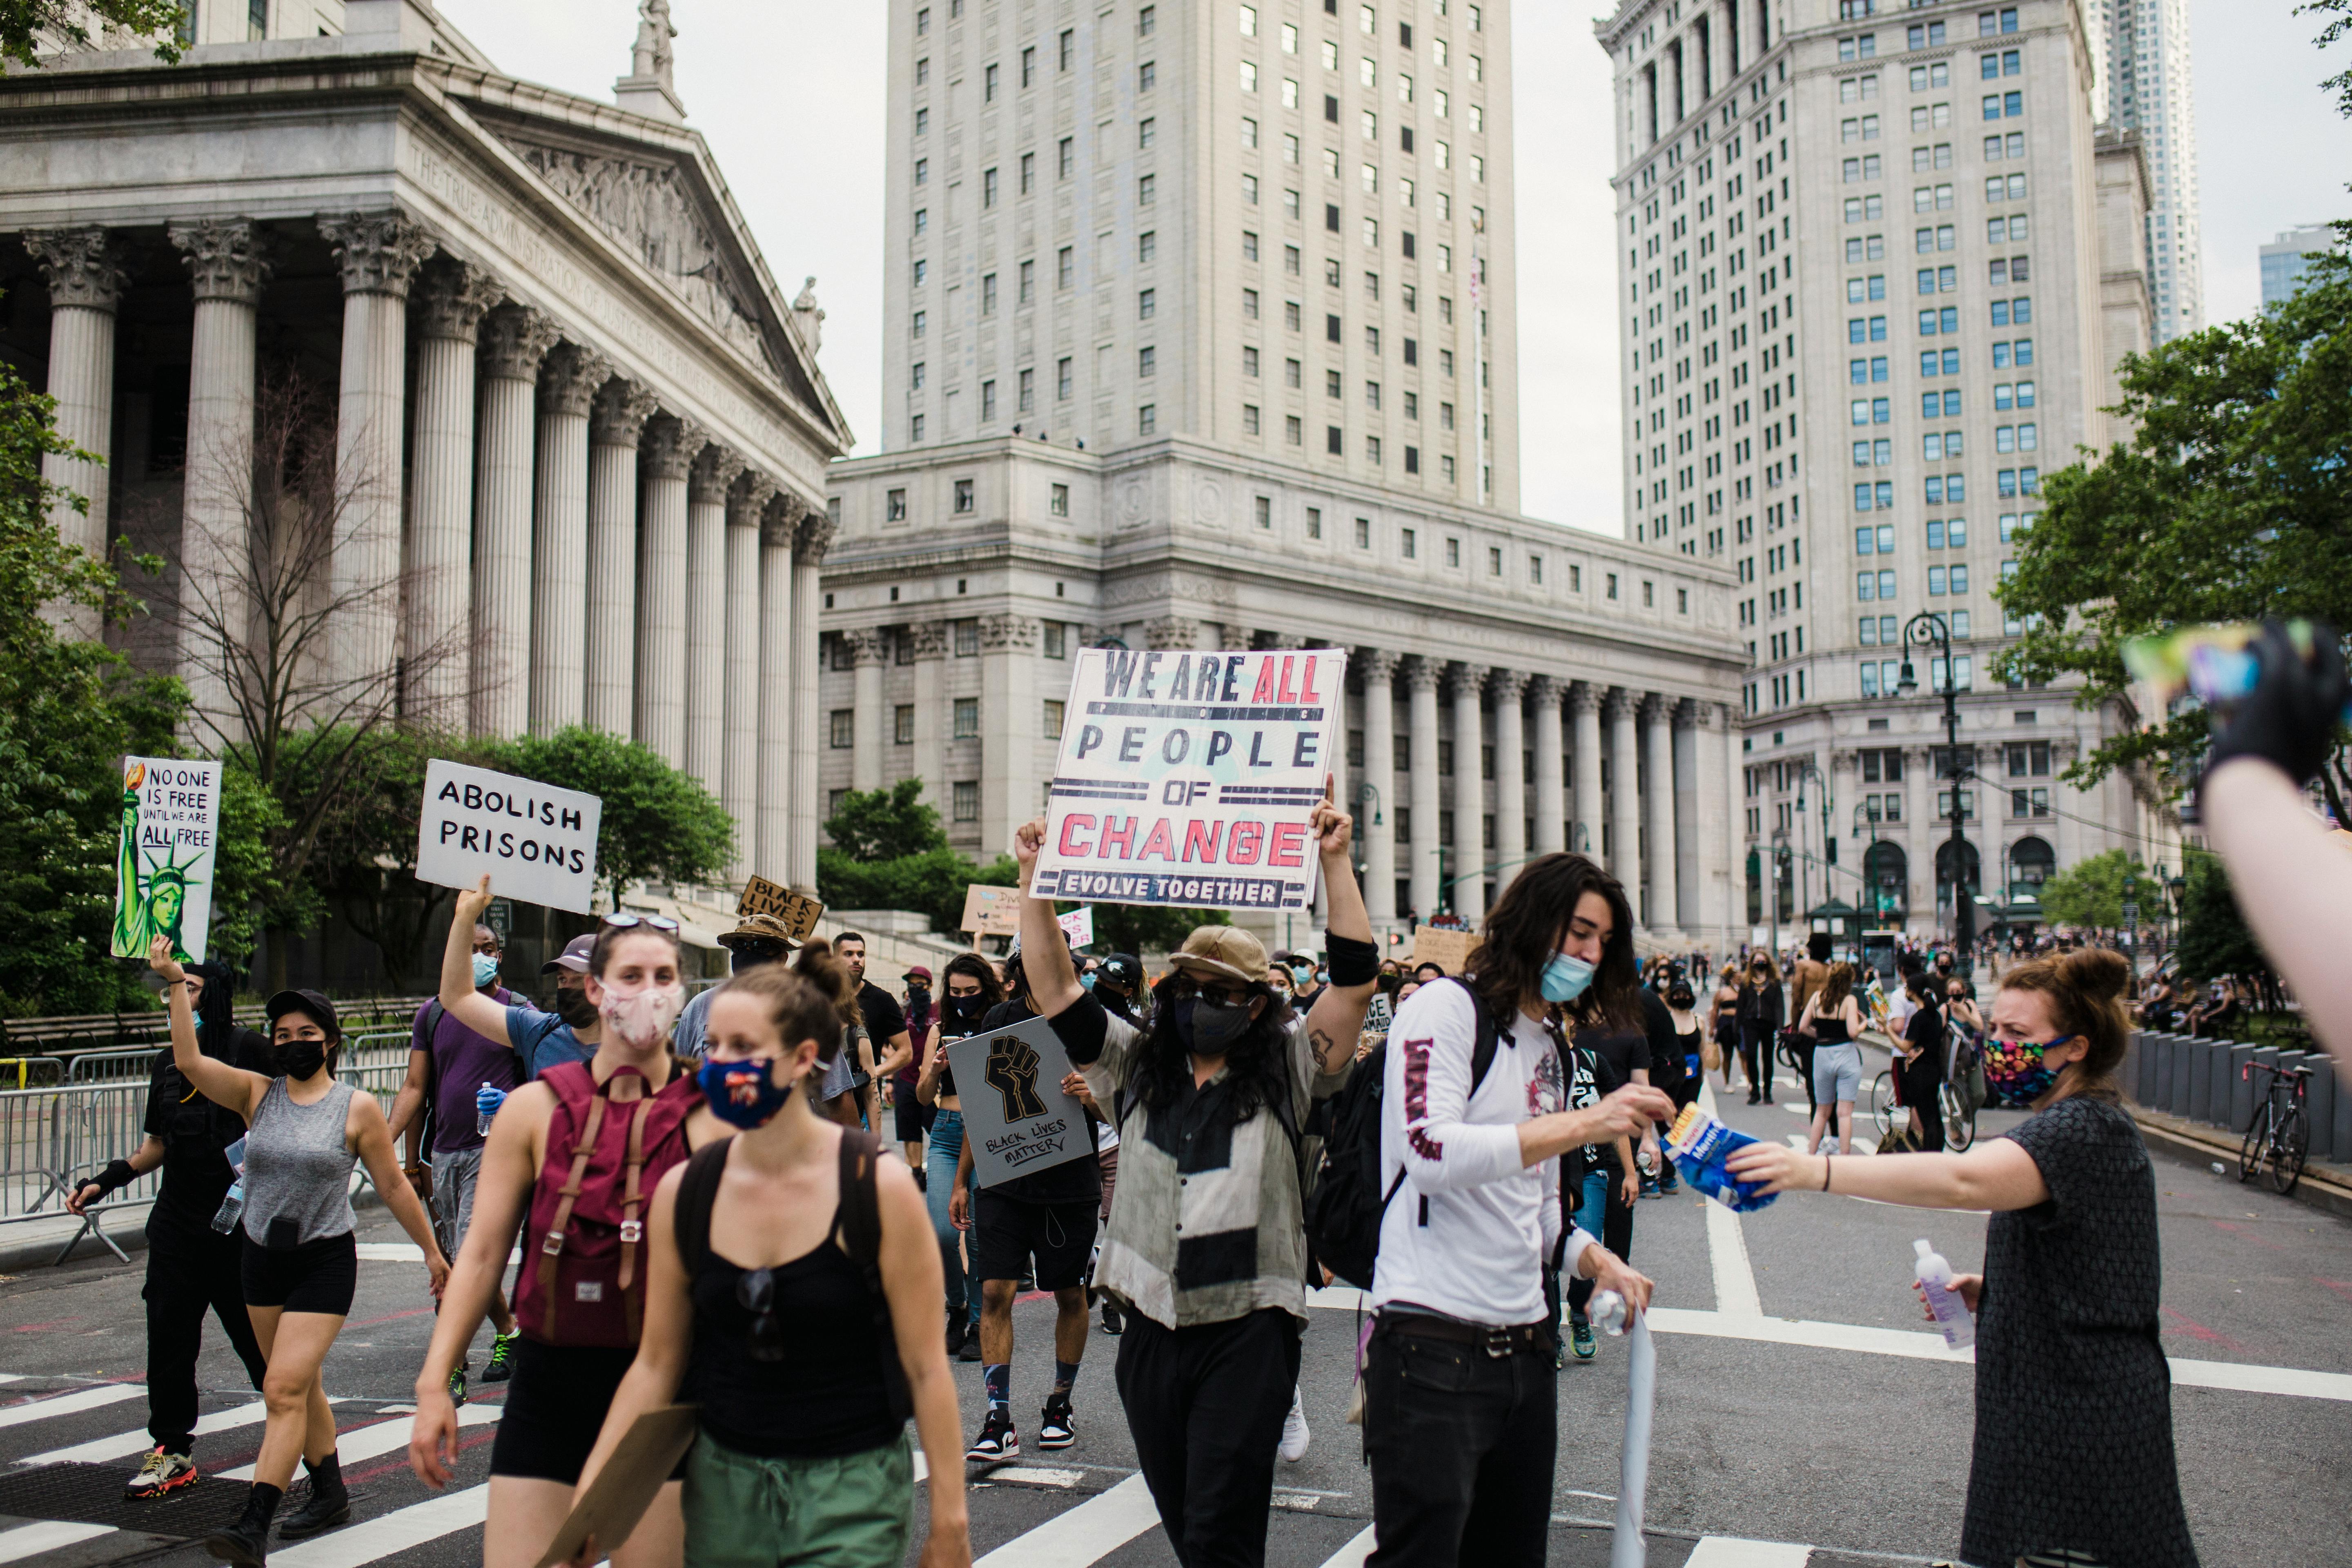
1728, 947, 2195, 1568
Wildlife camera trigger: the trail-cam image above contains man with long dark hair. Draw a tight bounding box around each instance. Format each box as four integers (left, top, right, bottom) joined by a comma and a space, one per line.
1367, 852, 1672, 1566
1009, 795, 1377, 1568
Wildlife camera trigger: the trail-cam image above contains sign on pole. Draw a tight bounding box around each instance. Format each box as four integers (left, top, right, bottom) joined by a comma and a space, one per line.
946, 1015, 1092, 1186
1032, 647, 1347, 913
738, 875, 824, 940
960, 883, 1024, 938
111, 757, 222, 963
1057, 906, 1096, 949
415, 759, 602, 914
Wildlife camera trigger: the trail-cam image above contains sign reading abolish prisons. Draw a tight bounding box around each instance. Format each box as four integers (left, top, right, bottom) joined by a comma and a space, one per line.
1033, 647, 1346, 914
415, 759, 603, 914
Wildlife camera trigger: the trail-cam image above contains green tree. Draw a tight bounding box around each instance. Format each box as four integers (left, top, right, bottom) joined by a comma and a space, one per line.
2307, 0, 2352, 119
2033, 848, 2144, 929
0, 0, 185, 71
824, 778, 948, 861
2174, 853, 2271, 988
1996, 232, 2352, 812
485, 727, 735, 906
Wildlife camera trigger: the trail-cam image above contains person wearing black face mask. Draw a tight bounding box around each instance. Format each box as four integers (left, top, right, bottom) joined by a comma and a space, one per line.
918, 954, 1000, 1361
896, 967, 935, 1175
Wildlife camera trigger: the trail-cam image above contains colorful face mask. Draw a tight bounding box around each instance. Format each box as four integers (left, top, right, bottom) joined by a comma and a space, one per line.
599, 981, 685, 1050
697, 1056, 794, 1129
1983, 1033, 2075, 1108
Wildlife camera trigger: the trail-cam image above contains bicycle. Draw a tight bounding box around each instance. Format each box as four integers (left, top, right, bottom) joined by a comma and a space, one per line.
2237, 1060, 2312, 1196
1942, 1021, 1981, 1153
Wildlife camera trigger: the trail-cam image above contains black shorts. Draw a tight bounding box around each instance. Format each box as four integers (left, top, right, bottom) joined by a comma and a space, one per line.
239, 1230, 357, 1315
893, 1092, 932, 1145
490, 1338, 690, 1484
971, 1191, 1098, 1291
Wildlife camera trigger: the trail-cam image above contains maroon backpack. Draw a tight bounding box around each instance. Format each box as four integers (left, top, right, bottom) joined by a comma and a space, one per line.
516, 1060, 700, 1348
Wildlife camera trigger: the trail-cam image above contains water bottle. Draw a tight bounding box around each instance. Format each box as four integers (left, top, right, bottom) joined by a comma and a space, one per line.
210, 1136, 247, 1235
477, 1081, 496, 1137
1913, 1238, 1976, 1351
1590, 1288, 1631, 1337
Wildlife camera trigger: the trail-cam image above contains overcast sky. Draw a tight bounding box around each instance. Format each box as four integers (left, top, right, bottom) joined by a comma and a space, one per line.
442, 0, 2352, 534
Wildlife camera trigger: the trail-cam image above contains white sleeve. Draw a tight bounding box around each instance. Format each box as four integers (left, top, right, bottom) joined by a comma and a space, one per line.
1561, 1226, 1598, 1278
1391, 989, 1523, 1195
1539, 1150, 1564, 1259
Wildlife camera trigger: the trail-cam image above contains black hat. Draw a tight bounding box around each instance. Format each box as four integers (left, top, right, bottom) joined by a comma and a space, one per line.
1098, 953, 1143, 991
263, 988, 341, 1042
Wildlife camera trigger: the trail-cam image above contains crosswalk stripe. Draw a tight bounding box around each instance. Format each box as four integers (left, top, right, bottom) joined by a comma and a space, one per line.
19, 1399, 278, 1468
268, 1483, 489, 1568
219, 1405, 501, 1482
0, 1385, 143, 1432
1316, 1523, 1376, 1568
1683, 1537, 1813, 1567
0, 1520, 115, 1563
973, 1472, 1160, 1568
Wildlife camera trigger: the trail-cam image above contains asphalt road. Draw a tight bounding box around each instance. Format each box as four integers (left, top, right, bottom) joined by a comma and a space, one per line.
0, 1049, 2347, 1567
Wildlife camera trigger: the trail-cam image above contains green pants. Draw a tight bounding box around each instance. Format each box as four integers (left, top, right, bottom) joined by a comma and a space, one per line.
681, 1429, 912, 1568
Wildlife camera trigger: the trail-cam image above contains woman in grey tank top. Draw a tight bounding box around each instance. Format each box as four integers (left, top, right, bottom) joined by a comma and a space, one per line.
149, 940, 448, 1566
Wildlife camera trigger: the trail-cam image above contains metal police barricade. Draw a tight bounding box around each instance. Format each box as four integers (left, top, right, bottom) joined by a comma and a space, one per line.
0, 1078, 162, 1263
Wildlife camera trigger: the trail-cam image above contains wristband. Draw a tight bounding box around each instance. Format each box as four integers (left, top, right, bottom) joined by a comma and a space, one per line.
1822, 1155, 1833, 1192
1325, 932, 1379, 988
94, 1158, 136, 1196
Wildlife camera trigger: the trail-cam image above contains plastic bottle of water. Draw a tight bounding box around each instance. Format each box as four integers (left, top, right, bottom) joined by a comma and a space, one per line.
210, 1136, 247, 1235
1914, 1238, 1975, 1350
477, 1082, 496, 1137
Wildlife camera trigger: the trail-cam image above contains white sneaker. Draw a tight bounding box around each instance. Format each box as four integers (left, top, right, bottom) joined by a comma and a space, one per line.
1820, 1136, 1842, 1156
1278, 1383, 1310, 1462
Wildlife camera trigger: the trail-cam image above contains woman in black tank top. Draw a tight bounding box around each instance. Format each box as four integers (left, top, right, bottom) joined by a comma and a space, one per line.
568, 949, 969, 1568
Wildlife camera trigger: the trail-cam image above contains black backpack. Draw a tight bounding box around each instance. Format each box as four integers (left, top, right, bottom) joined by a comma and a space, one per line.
1305, 977, 1500, 1291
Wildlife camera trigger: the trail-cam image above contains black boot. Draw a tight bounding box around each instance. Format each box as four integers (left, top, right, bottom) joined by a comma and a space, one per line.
204, 1482, 280, 1566
276, 1452, 350, 1539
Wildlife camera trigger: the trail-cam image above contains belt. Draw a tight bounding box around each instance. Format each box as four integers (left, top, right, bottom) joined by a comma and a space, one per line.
1378, 1310, 1551, 1359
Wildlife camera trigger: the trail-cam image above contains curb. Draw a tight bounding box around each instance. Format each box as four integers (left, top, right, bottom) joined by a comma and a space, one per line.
0, 1185, 392, 1277
2130, 1108, 2352, 1221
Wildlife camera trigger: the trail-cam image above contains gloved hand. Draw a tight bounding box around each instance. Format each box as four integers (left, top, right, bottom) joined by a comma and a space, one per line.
2203, 618, 2349, 793
475, 1084, 508, 1121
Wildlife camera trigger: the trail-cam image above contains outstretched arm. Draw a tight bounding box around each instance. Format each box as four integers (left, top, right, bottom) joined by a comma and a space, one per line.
437, 877, 512, 1044
1302, 784, 1377, 1078
1726, 1134, 2048, 1211
149, 938, 265, 1122
1011, 820, 1085, 1020
2204, 759, 2352, 1069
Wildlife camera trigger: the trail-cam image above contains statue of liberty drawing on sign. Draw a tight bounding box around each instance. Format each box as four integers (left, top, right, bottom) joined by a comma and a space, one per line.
111, 762, 203, 962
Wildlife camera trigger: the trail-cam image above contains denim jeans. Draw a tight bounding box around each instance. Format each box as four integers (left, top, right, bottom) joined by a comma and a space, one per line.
925, 1109, 979, 1329
1363, 1316, 1557, 1568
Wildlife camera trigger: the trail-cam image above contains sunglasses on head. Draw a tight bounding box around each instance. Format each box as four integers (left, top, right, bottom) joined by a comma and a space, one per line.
736, 1267, 784, 1363
603, 912, 681, 933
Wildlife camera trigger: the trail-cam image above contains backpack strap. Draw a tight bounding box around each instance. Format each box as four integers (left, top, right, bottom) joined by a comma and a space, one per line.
536, 1089, 610, 1340
672, 1137, 731, 1278
415, 1000, 445, 1159
1448, 978, 1502, 1094
831, 1131, 914, 1424
615, 1079, 656, 1339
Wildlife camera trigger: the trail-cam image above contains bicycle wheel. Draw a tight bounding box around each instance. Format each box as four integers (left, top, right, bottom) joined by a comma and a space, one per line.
1942, 1082, 1976, 1152
2238, 1109, 2270, 1185
1870, 1071, 1899, 1138
2269, 1109, 2308, 1196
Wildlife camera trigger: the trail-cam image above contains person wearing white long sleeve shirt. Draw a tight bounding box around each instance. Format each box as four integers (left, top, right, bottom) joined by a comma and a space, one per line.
1362, 854, 1674, 1568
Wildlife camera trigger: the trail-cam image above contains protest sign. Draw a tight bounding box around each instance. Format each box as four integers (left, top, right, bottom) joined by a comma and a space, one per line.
531, 1404, 699, 1568
737, 874, 824, 940
960, 882, 1023, 938
946, 1015, 1091, 1186
111, 757, 222, 963
1032, 647, 1347, 913
1057, 906, 1096, 949
1411, 925, 1481, 975
415, 759, 602, 913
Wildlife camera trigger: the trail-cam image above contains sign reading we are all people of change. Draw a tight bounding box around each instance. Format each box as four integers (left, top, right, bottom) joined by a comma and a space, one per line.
112, 758, 223, 963
414, 760, 603, 914
1033, 647, 1347, 914
947, 1015, 1092, 1185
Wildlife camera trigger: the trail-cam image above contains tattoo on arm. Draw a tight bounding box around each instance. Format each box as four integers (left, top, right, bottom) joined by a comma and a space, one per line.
1309, 1028, 1338, 1070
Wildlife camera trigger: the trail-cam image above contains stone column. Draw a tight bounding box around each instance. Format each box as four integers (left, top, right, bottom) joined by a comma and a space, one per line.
636, 415, 702, 764
584, 376, 655, 735
530, 341, 608, 733
1529, 676, 1567, 857
910, 621, 951, 819
1358, 650, 1400, 931
1607, 688, 1643, 916
1675, 700, 1704, 939
980, 612, 1042, 860
167, 218, 272, 735
788, 512, 836, 886
407, 261, 501, 726
24, 228, 131, 630
724, 471, 775, 875
1490, 670, 1528, 901
849, 626, 891, 792
758, 496, 804, 878
1728, 706, 1748, 939
1570, 681, 1603, 861
472, 305, 556, 737
1405, 657, 1443, 923
1448, 664, 1490, 916
686, 442, 742, 791
317, 211, 434, 692
1644, 694, 1679, 935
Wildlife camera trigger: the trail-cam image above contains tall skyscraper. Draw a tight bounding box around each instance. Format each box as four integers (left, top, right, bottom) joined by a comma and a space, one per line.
2260, 224, 2337, 308
880, 0, 1522, 510
2102, 0, 2202, 342
1597, 0, 2180, 942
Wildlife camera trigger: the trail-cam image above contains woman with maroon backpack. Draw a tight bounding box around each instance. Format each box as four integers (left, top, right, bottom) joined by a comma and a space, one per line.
409, 878, 735, 1568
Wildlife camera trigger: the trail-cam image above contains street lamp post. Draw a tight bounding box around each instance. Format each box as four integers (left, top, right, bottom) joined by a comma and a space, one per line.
1791, 757, 1831, 924
1895, 610, 1974, 956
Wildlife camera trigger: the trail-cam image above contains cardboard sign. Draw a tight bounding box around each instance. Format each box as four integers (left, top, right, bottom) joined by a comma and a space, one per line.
960, 882, 1023, 936
946, 1015, 1091, 1186
1411, 925, 1481, 976
737, 874, 824, 940
1032, 647, 1348, 913
1057, 906, 1096, 949
112, 757, 222, 962
415, 759, 602, 914
531, 1404, 699, 1568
